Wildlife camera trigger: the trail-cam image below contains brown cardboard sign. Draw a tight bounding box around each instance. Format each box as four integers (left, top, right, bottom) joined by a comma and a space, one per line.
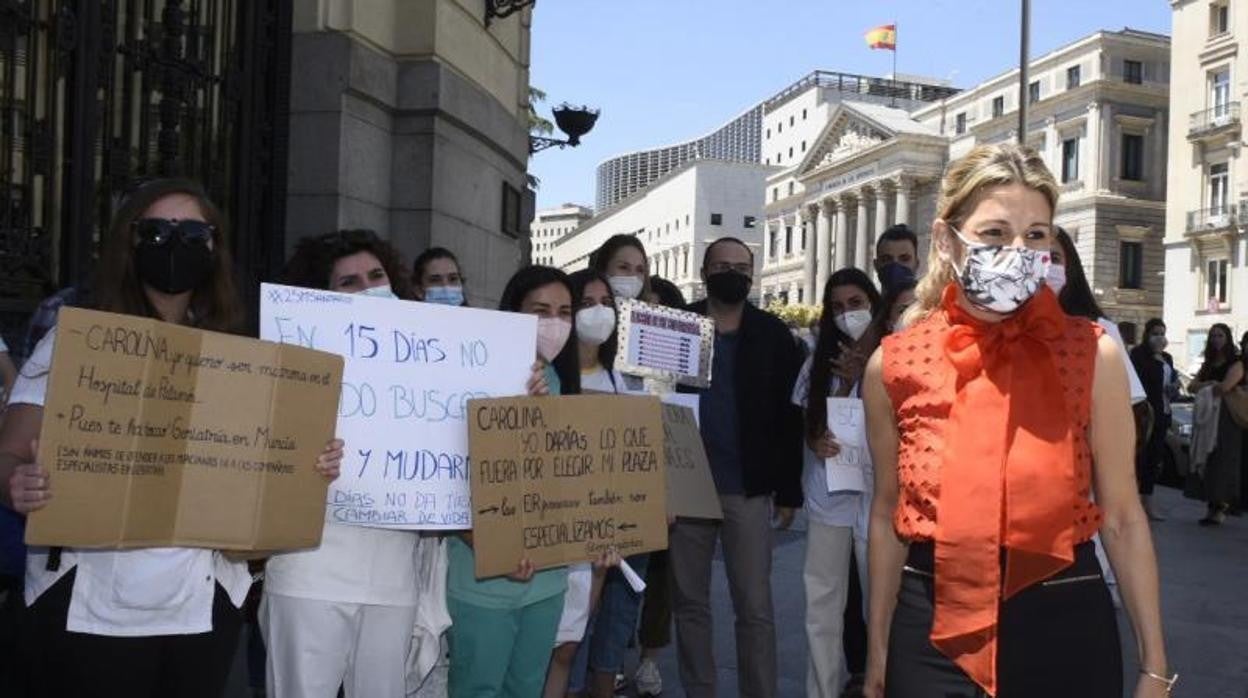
25, 307, 344, 551
661, 403, 722, 520
467, 395, 668, 578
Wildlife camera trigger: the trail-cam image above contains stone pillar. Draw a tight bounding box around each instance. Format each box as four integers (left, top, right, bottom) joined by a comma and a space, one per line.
762, 222, 772, 265
1085, 101, 1102, 192
874, 184, 890, 270
835, 196, 851, 270
800, 213, 817, 304
1045, 115, 1060, 175
855, 189, 871, 270
894, 178, 911, 230
815, 200, 834, 301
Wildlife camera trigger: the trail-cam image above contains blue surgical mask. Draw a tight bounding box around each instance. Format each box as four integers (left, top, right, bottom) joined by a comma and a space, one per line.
424, 285, 465, 306
358, 284, 398, 299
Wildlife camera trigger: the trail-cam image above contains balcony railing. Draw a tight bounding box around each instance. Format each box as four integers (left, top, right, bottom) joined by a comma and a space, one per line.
1186, 204, 1239, 233
1189, 103, 1241, 138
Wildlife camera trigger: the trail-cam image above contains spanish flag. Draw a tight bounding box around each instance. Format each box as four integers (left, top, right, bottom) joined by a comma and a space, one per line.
865, 24, 896, 50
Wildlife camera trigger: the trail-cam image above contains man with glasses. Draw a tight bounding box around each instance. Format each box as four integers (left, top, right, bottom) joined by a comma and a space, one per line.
671, 237, 804, 698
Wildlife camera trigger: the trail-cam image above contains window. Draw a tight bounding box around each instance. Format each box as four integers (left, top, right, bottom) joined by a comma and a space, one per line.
711, 213, 723, 226
744, 215, 756, 229
1212, 69, 1231, 117
500, 183, 521, 237
777, 152, 782, 163
1119, 241, 1143, 289
790, 116, 795, 126
686, 214, 690, 225
769, 228, 778, 259
1124, 60, 1143, 84
788, 182, 795, 196
797, 288, 804, 304
789, 147, 794, 158
1121, 134, 1144, 181
955, 113, 967, 135
765, 158, 770, 165
803, 108, 808, 120
1067, 65, 1082, 89
785, 226, 793, 255
1119, 322, 1138, 346
992, 96, 1004, 118
1210, 162, 1230, 211
772, 187, 779, 202
1061, 137, 1079, 183
1212, 2, 1230, 36
1206, 258, 1230, 306
1029, 80, 1041, 103
766, 128, 770, 139
675, 219, 680, 231
778, 123, 783, 133
801, 140, 807, 152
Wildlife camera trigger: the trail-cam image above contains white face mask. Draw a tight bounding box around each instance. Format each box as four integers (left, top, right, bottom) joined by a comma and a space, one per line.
834, 309, 873, 341
358, 284, 397, 299
1045, 264, 1067, 296
575, 305, 617, 347
608, 275, 644, 301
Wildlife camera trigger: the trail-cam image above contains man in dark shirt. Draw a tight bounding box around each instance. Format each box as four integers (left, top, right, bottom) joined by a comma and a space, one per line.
672, 237, 803, 698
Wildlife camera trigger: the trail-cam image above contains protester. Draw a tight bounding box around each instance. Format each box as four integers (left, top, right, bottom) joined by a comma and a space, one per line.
1241, 331, 1248, 513
591, 234, 650, 302
0, 178, 344, 697
863, 143, 1169, 697
259, 229, 424, 697
634, 274, 687, 697
671, 237, 803, 698
877, 279, 917, 335
873, 224, 920, 290
447, 265, 578, 697
413, 247, 469, 306
0, 338, 13, 404
794, 268, 882, 698
1187, 323, 1243, 526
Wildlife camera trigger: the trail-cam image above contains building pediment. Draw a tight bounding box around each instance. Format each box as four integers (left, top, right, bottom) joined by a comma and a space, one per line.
799, 108, 893, 176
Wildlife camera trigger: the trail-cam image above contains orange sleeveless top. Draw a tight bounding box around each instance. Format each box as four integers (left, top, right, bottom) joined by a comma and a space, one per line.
881, 284, 1102, 696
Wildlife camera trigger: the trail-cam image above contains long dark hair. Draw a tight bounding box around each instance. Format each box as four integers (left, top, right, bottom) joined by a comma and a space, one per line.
499, 265, 580, 395
279, 229, 414, 299
568, 269, 618, 372
1054, 227, 1105, 320
806, 268, 882, 439
649, 275, 687, 308
93, 178, 244, 333
1198, 322, 1238, 381
413, 247, 468, 305
876, 278, 917, 335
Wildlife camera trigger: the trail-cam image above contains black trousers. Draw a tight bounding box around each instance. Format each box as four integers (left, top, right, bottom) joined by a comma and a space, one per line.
885, 541, 1122, 698
844, 550, 868, 675
1136, 412, 1169, 495
17, 570, 243, 698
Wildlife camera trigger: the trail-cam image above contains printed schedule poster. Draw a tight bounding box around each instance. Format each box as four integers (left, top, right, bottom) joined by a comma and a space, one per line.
260, 283, 537, 530
468, 394, 668, 578
615, 300, 714, 387
26, 307, 343, 551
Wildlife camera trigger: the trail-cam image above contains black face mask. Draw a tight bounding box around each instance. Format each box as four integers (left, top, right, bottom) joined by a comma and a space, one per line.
705, 271, 751, 305
135, 239, 214, 295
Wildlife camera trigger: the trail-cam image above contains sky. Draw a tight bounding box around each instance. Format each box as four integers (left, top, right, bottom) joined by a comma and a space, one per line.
528, 0, 1173, 211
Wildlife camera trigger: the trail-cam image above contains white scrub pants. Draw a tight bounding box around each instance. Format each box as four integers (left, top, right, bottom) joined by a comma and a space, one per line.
803, 521, 856, 698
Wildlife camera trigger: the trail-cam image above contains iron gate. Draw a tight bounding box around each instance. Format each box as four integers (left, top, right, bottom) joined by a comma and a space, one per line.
0, 0, 292, 351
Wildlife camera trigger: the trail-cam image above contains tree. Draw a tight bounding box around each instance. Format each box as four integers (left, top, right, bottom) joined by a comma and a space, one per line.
527, 86, 554, 136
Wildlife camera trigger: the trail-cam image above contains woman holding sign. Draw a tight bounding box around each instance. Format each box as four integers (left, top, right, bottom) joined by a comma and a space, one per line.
0, 178, 344, 698
794, 267, 882, 698
591, 234, 651, 303
861, 143, 1169, 697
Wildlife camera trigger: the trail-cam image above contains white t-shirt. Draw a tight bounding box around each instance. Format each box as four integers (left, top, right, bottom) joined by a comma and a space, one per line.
1096, 318, 1147, 405
12, 330, 252, 636
580, 367, 644, 395
263, 522, 419, 606
791, 356, 871, 533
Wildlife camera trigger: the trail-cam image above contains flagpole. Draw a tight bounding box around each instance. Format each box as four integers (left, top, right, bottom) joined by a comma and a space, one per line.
891, 22, 898, 107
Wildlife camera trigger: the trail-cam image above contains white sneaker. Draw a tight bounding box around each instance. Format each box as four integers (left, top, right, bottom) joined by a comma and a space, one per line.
635, 658, 663, 696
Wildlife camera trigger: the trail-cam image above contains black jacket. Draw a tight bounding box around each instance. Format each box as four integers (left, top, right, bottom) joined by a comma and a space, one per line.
685, 300, 805, 508
1130, 345, 1174, 419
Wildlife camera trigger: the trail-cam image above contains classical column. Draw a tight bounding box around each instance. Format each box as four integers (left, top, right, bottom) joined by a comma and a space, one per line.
800, 212, 817, 304
1085, 101, 1102, 192
874, 184, 890, 270
762, 221, 772, 265
894, 177, 912, 230
815, 200, 834, 300
855, 189, 871, 270
1045, 115, 1060, 174
835, 197, 851, 270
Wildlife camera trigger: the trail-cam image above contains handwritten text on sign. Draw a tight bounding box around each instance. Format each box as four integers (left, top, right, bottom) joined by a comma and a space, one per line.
826, 397, 869, 493
26, 307, 343, 550
260, 283, 536, 530
661, 401, 722, 520
615, 300, 714, 388
468, 395, 668, 578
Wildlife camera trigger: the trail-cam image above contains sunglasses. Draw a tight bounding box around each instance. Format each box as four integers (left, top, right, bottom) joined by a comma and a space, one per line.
133, 218, 215, 246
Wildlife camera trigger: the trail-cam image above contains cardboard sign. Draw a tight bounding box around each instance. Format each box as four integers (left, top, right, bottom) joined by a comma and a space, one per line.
615, 300, 715, 388
26, 307, 343, 550
661, 402, 721, 520
260, 283, 535, 530
826, 397, 869, 493
467, 395, 668, 578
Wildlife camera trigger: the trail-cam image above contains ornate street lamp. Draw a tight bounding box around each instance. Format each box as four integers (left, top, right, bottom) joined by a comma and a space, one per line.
530, 104, 600, 154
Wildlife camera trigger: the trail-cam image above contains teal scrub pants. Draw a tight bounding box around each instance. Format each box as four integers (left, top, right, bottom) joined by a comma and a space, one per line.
447, 593, 564, 697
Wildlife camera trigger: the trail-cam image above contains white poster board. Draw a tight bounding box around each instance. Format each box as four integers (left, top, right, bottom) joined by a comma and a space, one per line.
615, 300, 715, 388
825, 397, 868, 493
260, 283, 536, 530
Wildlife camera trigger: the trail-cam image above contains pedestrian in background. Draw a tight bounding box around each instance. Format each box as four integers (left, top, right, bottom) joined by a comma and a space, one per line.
1187, 323, 1243, 526
413, 247, 469, 306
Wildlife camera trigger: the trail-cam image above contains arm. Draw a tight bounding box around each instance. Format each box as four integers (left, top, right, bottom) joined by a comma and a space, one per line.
0, 352, 15, 404
862, 348, 907, 698
1211, 361, 1244, 396
0, 404, 46, 512
1090, 335, 1170, 696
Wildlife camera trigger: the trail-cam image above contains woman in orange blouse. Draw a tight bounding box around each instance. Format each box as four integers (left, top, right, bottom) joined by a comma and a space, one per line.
860, 143, 1169, 698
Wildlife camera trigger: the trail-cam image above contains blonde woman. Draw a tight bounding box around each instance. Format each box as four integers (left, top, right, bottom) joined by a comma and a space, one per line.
861, 143, 1170, 697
